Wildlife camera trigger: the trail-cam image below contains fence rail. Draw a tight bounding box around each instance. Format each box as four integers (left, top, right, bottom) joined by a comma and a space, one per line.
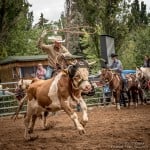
0, 81, 111, 117
0, 81, 149, 117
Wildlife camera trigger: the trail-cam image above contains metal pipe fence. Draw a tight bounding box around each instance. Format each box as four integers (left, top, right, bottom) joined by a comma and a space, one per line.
0, 81, 149, 117
0, 81, 112, 117
0, 81, 26, 116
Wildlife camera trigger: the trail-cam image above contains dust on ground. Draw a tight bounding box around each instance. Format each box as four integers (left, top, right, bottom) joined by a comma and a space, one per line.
0, 105, 150, 150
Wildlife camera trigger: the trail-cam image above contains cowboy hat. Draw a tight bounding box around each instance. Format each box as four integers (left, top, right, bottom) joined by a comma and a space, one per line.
110, 53, 118, 58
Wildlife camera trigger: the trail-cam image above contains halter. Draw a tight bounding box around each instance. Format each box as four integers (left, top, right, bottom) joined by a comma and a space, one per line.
102, 69, 121, 91
103, 70, 114, 84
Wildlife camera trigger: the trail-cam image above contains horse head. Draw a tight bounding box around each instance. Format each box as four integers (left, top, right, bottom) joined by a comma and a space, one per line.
136, 67, 143, 81
99, 68, 114, 84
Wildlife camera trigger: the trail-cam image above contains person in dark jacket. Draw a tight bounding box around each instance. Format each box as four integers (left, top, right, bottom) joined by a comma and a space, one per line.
143, 55, 150, 67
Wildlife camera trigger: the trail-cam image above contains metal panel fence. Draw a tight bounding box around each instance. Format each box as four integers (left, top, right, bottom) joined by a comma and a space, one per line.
0, 82, 112, 117
0, 81, 149, 117
0, 82, 27, 117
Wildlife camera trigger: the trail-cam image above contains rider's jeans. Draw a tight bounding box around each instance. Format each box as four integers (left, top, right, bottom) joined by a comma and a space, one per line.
121, 73, 127, 89
45, 66, 54, 79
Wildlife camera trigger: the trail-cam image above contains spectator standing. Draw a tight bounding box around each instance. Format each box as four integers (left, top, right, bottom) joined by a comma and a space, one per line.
36, 63, 46, 79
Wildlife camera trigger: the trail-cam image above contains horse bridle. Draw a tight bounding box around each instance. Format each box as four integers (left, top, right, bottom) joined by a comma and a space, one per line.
103, 70, 114, 84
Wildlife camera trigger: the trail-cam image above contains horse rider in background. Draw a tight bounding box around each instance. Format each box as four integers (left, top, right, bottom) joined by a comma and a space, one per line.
109, 53, 127, 91
109, 53, 123, 74
37, 30, 73, 79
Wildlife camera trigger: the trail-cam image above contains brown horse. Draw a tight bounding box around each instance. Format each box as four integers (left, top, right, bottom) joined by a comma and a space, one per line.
126, 74, 145, 107
99, 68, 123, 110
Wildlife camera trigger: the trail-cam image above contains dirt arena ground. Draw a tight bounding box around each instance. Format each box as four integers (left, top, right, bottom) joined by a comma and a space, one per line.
0, 105, 150, 150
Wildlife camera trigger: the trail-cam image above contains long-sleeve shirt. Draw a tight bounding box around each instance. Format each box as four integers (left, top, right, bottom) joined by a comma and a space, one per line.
109, 59, 123, 73
37, 37, 71, 68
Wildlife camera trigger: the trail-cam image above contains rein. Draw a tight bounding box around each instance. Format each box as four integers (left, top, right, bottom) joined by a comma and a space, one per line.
103, 70, 121, 91
104, 70, 114, 84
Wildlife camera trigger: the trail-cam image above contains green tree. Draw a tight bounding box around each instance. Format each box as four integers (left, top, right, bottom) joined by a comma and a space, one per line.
128, 0, 149, 30
35, 13, 48, 29
27, 11, 34, 30
0, 0, 29, 41
121, 0, 150, 68
68, 0, 130, 63
65, 0, 150, 70
133, 27, 150, 66
0, 0, 34, 58
0, 0, 48, 59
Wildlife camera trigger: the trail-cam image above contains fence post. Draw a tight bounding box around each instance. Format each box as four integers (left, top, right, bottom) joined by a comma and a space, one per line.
102, 86, 106, 107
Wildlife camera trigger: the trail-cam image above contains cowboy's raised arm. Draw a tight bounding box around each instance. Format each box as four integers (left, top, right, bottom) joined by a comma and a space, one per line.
37, 30, 50, 52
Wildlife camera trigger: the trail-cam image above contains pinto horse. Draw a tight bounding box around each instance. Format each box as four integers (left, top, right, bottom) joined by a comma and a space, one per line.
136, 67, 150, 90
136, 67, 150, 81
136, 67, 150, 88
99, 68, 123, 110
126, 74, 145, 107
136, 67, 150, 100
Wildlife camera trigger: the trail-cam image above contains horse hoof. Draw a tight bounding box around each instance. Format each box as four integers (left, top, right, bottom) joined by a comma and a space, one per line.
28, 128, 33, 134
80, 120, 87, 127
43, 121, 56, 130
11, 115, 18, 121
31, 134, 38, 140
24, 134, 38, 141
43, 126, 50, 130
79, 129, 86, 135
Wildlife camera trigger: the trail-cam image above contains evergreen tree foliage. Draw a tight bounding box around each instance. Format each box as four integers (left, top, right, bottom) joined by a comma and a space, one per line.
0, 0, 149, 70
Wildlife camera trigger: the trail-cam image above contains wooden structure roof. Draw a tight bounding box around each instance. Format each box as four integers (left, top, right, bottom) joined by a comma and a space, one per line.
0, 55, 48, 70
0, 55, 48, 65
